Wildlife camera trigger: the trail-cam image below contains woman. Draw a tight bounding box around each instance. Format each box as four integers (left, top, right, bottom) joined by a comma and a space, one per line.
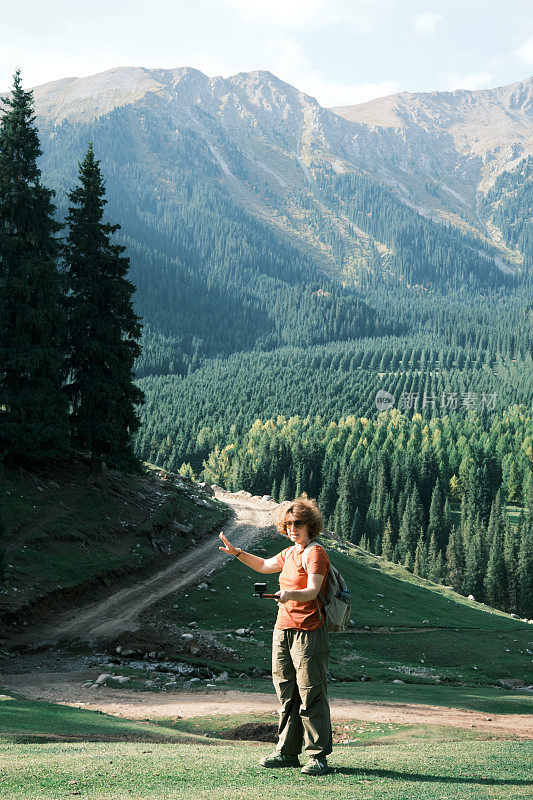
219, 495, 332, 776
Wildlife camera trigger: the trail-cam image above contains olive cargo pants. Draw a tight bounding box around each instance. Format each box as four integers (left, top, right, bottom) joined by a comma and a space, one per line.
272, 625, 332, 758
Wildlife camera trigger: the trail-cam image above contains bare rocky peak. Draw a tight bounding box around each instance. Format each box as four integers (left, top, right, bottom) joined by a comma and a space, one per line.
332, 76, 533, 153
26, 65, 335, 141
331, 76, 533, 195
227, 69, 319, 110
13, 65, 533, 153
332, 76, 533, 126
488, 76, 533, 112
31, 67, 167, 123
19, 66, 220, 124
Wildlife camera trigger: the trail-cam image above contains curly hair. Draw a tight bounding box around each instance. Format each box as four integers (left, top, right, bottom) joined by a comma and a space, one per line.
276, 494, 324, 540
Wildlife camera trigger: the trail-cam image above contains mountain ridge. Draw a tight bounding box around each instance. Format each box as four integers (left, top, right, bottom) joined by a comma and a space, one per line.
21, 65, 532, 247
331, 75, 533, 127
3, 64, 530, 286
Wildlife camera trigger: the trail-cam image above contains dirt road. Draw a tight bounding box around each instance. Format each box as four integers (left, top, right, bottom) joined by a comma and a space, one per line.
21, 490, 277, 643
1, 670, 531, 739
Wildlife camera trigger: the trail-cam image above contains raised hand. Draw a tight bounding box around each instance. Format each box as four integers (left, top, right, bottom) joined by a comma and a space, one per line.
219, 531, 240, 556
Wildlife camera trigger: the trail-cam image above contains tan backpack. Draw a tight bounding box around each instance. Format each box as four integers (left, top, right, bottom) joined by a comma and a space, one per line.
301, 543, 351, 632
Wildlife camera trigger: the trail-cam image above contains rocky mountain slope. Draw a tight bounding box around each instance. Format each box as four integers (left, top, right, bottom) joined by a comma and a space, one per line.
22, 67, 532, 282
332, 77, 533, 250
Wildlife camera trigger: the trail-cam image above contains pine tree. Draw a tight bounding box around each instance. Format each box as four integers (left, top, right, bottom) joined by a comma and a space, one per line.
442, 497, 453, 544
413, 533, 428, 578
403, 549, 413, 572
486, 489, 504, 547
462, 517, 485, 600
0, 481, 5, 580
434, 550, 445, 584
484, 511, 508, 609
0, 70, 68, 460
294, 463, 303, 498
504, 459, 521, 504
0, 452, 5, 578
318, 459, 339, 519
518, 517, 533, 617
335, 466, 354, 540
179, 462, 196, 480
64, 143, 144, 478
237, 455, 254, 491
427, 531, 442, 582
467, 464, 492, 525
381, 518, 394, 561
517, 486, 533, 617
427, 479, 445, 550
350, 507, 362, 544
398, 486, 423, 560
449, 474, 461, 500
504, 519, 520, 611
419, 446, 439, 521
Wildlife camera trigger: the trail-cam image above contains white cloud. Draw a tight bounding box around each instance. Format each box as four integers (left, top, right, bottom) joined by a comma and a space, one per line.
413, 12, 443, 35
268, 37, 400, 106
516, 35, 533, 65
225, 0, 387, 34
0, 45, 111, 92
437, 70, 493, 91
326, 80, 401, 106
226, 0, 327, 27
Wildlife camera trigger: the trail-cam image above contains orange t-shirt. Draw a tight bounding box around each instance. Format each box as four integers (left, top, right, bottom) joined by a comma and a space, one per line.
274, 543, 329, 630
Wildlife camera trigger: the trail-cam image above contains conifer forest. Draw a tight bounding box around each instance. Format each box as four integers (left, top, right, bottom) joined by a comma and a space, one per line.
1, 70, 532, 618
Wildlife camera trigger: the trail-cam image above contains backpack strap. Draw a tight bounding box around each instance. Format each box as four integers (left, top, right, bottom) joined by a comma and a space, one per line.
300, 543, 327, 619
300, 542, 316, 573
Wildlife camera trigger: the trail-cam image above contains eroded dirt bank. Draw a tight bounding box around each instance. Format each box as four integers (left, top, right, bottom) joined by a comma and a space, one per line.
9, 490, 276, 645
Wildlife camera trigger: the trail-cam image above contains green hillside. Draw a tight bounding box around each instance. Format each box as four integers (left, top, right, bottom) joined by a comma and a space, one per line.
144, 530, 533, 693
0, 458, 229, 627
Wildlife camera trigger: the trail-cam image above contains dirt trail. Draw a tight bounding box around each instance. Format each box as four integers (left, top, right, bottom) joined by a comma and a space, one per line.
20, 491, 276, 643
1, 672, 531, 739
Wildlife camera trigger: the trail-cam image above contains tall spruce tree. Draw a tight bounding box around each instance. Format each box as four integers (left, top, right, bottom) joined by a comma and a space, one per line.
518, 516, 533, 617
0, 455, 5, 580
413, 533, 428, 578
427, 479, 445, 550
445, 526, 464, 589
350, 507, 362, 544
398, 486, 423, 560
462, 517, 486, 600
517, 481, 533, 617
381, 518, 394, 561
0, 505, 5, 581
0, 71, 68, 460
484, 504, 508, 609
64, 143, 144, 478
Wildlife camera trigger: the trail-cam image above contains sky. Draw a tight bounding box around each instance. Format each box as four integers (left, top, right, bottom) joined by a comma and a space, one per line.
2, 0, 532, 106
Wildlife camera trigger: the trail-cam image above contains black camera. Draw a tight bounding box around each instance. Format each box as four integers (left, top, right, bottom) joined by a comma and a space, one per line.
254, 582, 276, 598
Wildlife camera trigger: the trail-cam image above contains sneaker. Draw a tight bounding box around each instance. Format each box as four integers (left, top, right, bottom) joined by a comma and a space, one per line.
301, 757, 329, 776
259, 751, 300, 768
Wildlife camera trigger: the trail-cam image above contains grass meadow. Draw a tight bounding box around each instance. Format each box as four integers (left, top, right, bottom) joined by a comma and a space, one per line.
0, 695, 532, 799
1, 521, 532, 798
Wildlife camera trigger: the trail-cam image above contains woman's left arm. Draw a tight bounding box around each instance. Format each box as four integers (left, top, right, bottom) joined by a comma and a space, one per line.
276, 572, 324, 604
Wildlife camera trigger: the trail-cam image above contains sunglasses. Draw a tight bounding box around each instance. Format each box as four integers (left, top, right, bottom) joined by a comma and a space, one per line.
286, 519, 306, 529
